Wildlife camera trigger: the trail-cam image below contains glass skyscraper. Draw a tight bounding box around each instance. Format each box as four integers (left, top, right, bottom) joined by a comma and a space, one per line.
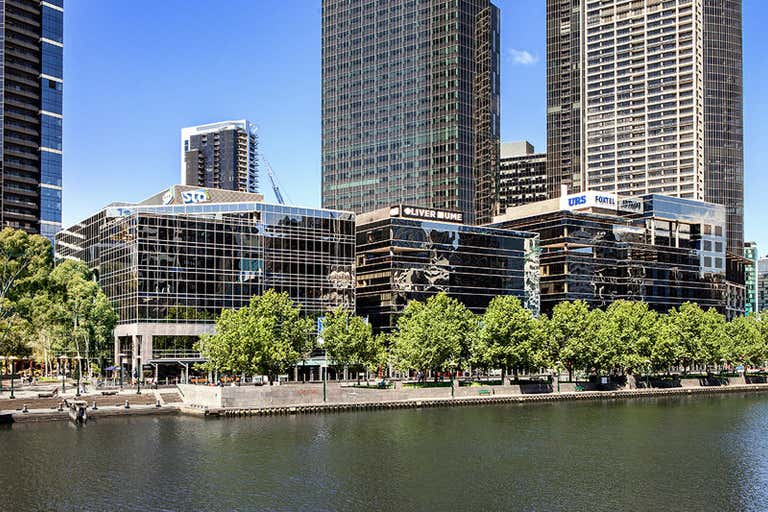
0, 0, 63, 241
321, 0, 500, 225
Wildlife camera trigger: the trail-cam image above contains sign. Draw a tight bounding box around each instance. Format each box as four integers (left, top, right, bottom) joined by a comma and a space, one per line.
618, 198, 643, 214
162, 187, 175, 205
106, 207, 134, 218
181, 189, 210, 204
391, 205, 464, 223
317, 316, 325, 334
560, 191, 617, 212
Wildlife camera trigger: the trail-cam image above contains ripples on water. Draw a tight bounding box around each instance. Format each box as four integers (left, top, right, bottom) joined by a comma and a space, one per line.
2, 394, 768, 511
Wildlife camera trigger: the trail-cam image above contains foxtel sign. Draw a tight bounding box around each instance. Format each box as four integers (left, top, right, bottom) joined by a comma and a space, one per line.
559, 191, 617, 211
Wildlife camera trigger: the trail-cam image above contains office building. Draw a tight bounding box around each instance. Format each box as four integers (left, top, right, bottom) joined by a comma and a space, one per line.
0, 0, 64, 240
321, 0, 500, 225
356, 205, 539, 332
546, 0, 744, 252
491, 191, 744, 318
499, 141, 547, 212
56, 185, 355, 379
181, 120, 259, 194
758, 257, 768, 315
744, 241, 758, 314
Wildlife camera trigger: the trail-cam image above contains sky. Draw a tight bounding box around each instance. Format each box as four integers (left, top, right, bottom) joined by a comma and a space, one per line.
63, 0, 767, 253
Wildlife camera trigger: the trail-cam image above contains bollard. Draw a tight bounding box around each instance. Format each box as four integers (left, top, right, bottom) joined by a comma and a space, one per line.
124, 400, 130, 409
57, 402, 63, 412
22, 403, 28, 413
156, 399, 161, 408
92, 401, 98, 410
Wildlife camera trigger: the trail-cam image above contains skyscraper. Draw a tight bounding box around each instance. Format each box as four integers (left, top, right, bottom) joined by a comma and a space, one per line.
498, 141, 547, 211
546, 0, 743, 252
0, 0, 64, 240
321, 0, 500, 225
181, 120, 259, 194
744, 241, 758, 314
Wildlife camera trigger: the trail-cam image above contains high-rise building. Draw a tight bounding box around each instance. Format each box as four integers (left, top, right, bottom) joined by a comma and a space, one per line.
546, 0, 744, 252
703, 0, 743, 252
744, 241, 758, 314
0, 0, 64, 240
181, 120, 259, 194
498, 141, 547, 212
321, 0, 500, 225
758, 257, 768, 315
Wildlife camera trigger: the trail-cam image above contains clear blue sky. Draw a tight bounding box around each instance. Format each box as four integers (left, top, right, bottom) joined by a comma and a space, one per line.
63, 1, 766, 253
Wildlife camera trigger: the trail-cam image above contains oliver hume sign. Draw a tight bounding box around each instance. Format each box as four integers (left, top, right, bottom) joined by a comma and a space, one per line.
390, 205, 464, 223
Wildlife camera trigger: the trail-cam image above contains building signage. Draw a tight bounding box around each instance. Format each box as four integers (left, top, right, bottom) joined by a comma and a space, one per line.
560, 191, 618, 212
181, 189, 210, 204
162, 187, 175, 205
618, 198, 643, 214
391, 205, 464, 223
105, 207, 134, 218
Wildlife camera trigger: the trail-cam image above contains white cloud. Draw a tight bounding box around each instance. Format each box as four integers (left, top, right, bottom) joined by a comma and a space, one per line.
508, 49, 539, 65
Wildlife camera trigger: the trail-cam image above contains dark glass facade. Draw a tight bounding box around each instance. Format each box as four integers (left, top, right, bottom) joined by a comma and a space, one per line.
492, 194, 742, 318
545, 0, 582, 199
703, 0, 744, 253
356, 208, 539, 332
0, 0, 63, 240
499, 150, 547, 211
321, 0, 500, 225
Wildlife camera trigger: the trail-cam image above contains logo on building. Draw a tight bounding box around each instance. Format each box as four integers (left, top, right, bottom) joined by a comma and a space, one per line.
396, 205, 464, 223
162, 187, 175, 205
181, 189, 210, 204
560, 191, 618, 212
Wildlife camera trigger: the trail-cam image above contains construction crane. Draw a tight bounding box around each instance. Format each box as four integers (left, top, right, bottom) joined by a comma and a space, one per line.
261, 156, 286, 205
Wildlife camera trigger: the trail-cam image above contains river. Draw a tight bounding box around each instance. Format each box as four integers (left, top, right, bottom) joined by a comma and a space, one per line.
2, 393, 768, 511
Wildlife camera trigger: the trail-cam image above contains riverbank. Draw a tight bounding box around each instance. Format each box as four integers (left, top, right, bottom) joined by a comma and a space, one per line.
178, 382, 768, 418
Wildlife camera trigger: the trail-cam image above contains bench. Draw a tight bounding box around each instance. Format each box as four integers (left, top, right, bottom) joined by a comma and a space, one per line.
37, 391, 56, 398
478, 389, 491, 396
101, 390, 118, 396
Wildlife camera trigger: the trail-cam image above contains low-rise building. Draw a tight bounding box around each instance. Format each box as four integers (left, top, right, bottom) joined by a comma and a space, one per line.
490, 191, 744, 318
56, 185, 355, 379
356, 205, 539, 332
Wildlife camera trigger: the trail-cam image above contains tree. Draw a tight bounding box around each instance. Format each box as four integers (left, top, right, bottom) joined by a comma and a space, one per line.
726, 315, 766, 368
546, 300, 594, 380
390, 292, 476, 376
665, 303, 726, 372
597, 301, 659, 375
321, 307, 384, 380
196, 289, 314, 383
473, 295, 544, 382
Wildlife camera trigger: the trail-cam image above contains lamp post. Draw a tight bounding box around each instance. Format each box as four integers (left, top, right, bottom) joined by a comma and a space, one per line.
8, 356, 16, 399
555, 361, 561, 393
74, 355, 83, 397
59, 355, 68, 394
118, 353, 126, 390
0, 356, 5, 394
720, 358, 727, 386
136, 355, 142, 395
644, 359, 651, 389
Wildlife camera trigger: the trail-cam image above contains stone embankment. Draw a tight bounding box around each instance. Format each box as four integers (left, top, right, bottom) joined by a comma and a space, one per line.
177, 381, 768, 419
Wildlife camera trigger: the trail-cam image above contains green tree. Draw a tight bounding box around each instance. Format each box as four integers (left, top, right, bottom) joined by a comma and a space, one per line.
196, 289, 314, 383
597, 301, 659, 375
546, 300, 595, 381
726, 315, 766, 368
665, 303, 726, 372
321, 307, 384, 380
391, 292, 476, 377
473, 295, 544, 382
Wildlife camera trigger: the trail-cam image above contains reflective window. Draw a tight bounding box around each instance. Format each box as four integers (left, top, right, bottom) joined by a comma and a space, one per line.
41, 115, 62, 150
41, 151, 63, 187
41, 188, 62, 223
42, 6, 64, 43
42, 43, 63, 78
41, 79, 63, 114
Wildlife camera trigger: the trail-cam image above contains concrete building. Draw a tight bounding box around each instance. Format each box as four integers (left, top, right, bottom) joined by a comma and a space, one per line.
744, 241, 758, 314
356, 205, 539, 332
491, 191, 744, 318
181, 120, 259, 194
321, 0, 501, 224
0, 0, 64, 240
499, 141, 547, 212
546, 0, 744, 253
56, 185, 355, 380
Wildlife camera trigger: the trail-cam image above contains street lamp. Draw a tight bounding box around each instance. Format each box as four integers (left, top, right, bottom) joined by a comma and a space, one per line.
555, 361, 561, 393
644, 359, 651, 389
74, 355, 83, 397
720, 358, 727, 386
0, 356, 5, 394
118, 353, 126, 390
8, 356, 16, 399
59, 355, 68, 394
136, 355, 142, 395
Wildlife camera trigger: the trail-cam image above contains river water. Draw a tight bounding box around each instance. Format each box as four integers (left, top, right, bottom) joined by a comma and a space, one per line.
2, 393, 768, 511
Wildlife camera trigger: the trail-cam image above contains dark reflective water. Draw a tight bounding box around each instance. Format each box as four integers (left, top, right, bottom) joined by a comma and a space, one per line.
3, 394, 768, 511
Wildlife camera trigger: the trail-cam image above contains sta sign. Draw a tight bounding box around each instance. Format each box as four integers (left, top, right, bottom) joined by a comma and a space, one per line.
181, 189, 210, 204
560, 191, 617, 211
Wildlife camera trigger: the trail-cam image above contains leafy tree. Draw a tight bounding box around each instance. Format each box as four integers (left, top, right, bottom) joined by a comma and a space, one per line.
473, 295, 544, 382
390, 292, 476, 376
726, 315, 766, 368
321, 307, 384, 379
196, 289, 314, 383
546, 300, 594, 380
597, 301, 659, 374
665, 303, 726, 371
